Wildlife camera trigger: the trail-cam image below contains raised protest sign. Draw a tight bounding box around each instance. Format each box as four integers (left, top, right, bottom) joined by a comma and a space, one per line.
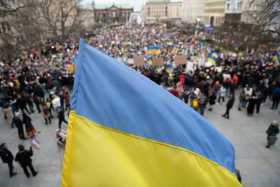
175, 56, 187, 65
133, 55, 145, 67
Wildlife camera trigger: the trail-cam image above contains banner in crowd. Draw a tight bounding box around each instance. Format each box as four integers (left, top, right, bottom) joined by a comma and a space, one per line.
207, 51, 219, 66
61, 40, 242, 187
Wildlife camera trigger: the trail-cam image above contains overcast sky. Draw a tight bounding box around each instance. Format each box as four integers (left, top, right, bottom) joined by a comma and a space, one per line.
83, 0, 181, 11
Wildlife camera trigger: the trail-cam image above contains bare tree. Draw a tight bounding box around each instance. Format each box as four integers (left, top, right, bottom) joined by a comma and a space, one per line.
0, 0, 44, 61
0, 0, 85, 61
39, 0, 83, 37
250, 0, 280, 37
211, 0, 280, 51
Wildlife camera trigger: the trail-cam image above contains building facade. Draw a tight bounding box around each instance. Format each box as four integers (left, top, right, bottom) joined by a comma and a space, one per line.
143, 0, 182, 21
224, 0, 243, 24
204, 0, 226, 26
94, 4, 133, 25
167, 1, 183, 19
182, 0, 205, 23
225, 0, 242, 13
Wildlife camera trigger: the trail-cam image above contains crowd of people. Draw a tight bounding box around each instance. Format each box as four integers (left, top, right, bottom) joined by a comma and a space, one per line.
0, 24, 279, 179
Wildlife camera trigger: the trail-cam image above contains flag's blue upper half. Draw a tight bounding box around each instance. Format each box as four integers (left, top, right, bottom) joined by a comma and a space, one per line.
71, 40, 236, 173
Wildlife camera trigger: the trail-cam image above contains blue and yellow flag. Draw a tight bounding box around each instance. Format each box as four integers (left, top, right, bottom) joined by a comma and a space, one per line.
61, 40, 242, 187
146, 44, 161, 56
206, 51, 219, 66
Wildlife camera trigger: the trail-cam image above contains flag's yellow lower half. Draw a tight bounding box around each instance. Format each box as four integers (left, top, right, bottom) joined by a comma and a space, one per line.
61, 112, 242, 187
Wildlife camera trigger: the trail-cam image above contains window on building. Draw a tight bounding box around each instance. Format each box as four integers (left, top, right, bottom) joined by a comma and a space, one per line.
165, 6, 168, 16
148, 7, 151, 17
112, 11, 116, 18
237, 1, 242, 10
227, 3, 230, 11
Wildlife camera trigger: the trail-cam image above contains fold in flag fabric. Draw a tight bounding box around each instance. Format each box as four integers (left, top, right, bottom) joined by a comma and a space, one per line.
61, 40, 242, 187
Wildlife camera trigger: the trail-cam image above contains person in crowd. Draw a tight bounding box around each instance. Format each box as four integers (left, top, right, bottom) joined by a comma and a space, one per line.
244, 85, 253, 107
271, 86, 280, 110
182, 88, 190, 104
22, 113, 36, 138
194, 87, 201, 98
266, 121, 279, 148
2, 101, 12, 122
0, 143, 17, 178
208, 89, 216, 111
33, 83, 45, 101
222, 94, 235, 119
224, 78, 232, 97
217, 85, 226, 104
46, 97, 54, 119
10, 99, 17, 117
238, 90, 246, 111
11, 112, 25, 139
255, 90, 263, 114
33, 95, 41, 113
199, 93, 207, 116
42, 102, 52, 125
16, 94, 30, 114
63, 87, 71, 112
58, 108, 68, 129
236, 169, 242, 183
59, 91, 65, 110
24, 93, 34, 114
247, 91, 257, 116
169, 85, 179, 97
15, 144, 38, 178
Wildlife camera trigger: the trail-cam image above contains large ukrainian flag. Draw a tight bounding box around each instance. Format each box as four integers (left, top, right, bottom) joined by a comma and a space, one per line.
61, 40, 242, 187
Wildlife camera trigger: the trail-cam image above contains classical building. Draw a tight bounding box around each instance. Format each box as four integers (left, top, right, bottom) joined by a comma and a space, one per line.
143, 0, 183, 22
182, 0, 205, 23
224, 0, 243, 24
167, 1, 183, 19
204, 0, 226, 26
93, 3, 133, 25
225, 0, 242, 13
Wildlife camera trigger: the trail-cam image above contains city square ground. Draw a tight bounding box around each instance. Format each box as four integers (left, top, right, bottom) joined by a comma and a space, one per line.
0, 99, 279, 187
